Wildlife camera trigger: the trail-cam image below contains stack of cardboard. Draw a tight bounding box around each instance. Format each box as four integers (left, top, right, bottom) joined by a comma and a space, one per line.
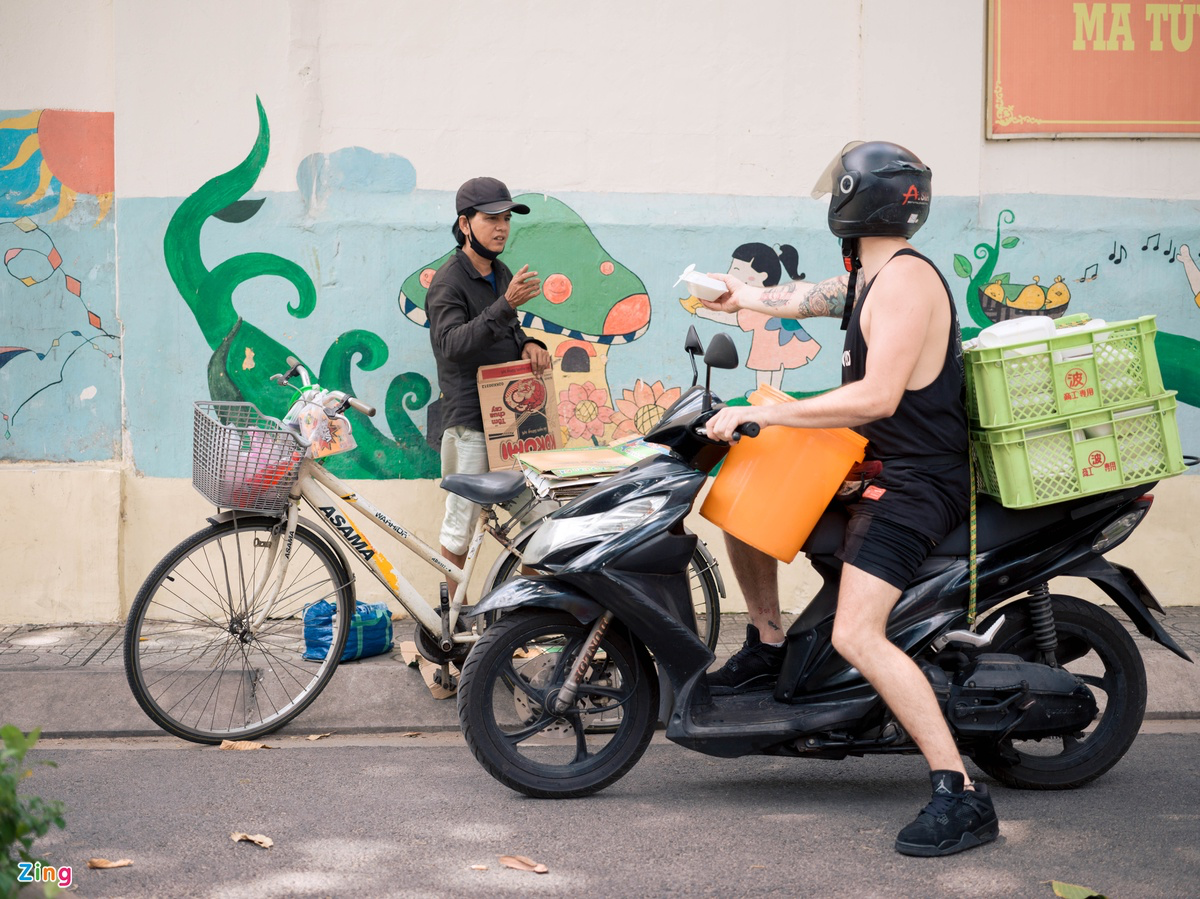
517, 439, 668, 499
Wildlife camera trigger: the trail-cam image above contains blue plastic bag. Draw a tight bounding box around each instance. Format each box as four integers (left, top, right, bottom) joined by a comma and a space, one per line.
303, 599, 394, 662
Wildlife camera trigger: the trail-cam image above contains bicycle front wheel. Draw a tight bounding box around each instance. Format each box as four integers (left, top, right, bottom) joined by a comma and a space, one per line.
124, 516, 353, 744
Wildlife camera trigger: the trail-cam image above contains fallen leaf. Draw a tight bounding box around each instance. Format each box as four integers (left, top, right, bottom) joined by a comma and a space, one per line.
1052, 882, 1108, 899
87, 858, 133, 869
499, 855, 549, 874
306, 732, 334, 741
231, 832, 274, 849
400, 731, 422, 738
470, 865, 488, 871
220, 739, 272, 751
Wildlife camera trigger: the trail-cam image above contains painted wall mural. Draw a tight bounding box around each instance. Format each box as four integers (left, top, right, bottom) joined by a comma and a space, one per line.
680, 242, 820, 394
398, 193, 662, 447
0, 109, 114, 223
7, 99, 1194, 478
162, 98, 439, 479
0, 109, 119, 457
955, 209, 1200, 409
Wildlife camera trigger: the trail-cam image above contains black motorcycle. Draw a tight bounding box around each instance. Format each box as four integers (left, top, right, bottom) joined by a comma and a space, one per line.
457, 329, 1193, 798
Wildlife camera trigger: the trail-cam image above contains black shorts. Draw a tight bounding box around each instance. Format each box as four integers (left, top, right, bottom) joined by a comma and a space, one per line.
835, 510, 937, 591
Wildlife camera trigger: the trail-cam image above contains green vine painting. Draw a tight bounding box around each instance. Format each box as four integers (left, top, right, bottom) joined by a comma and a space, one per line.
163, 98, 438, 478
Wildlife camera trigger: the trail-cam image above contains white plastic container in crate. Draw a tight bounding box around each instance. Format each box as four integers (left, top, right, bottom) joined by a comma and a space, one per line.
964, 315, 1164, 429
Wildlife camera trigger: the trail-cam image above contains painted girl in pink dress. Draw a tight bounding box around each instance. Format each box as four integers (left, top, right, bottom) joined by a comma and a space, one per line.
684, 242, 821, 391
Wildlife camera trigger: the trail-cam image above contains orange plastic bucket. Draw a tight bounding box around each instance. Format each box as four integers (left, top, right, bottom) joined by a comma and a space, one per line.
700, 387, 867, 562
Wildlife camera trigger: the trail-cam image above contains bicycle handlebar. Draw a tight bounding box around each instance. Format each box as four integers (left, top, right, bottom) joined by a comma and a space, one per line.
271, 360, 377, 418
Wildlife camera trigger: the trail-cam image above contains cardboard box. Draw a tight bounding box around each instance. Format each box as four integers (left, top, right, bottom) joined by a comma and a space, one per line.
476, 360, 562, 470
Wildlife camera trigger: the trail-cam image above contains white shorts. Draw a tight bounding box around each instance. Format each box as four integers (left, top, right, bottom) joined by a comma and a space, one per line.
439, 426, 490, 555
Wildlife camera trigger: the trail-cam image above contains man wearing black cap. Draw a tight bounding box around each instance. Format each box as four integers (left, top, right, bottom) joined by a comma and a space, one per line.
427, 176, 551, 591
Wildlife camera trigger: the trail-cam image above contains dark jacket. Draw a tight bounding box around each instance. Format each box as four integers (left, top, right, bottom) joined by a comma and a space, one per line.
427, 248, 545, 432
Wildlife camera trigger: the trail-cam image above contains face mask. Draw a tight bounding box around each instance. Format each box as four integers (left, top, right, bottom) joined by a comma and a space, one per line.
465, 220, 501, 261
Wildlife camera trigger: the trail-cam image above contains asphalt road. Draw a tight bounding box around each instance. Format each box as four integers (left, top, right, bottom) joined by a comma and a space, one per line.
20, 725, 1200, 899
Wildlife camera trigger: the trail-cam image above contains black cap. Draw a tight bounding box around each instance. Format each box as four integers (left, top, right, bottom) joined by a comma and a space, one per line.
455, 177, 531, 216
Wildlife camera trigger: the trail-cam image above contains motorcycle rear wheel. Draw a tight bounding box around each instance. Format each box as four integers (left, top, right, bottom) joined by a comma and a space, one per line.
969, 595, 1146, 790
458, 609, 658, 799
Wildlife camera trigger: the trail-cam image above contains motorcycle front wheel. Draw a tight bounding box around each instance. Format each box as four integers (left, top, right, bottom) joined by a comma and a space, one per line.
969, 595, 1146, 789
457, 609, 658, 799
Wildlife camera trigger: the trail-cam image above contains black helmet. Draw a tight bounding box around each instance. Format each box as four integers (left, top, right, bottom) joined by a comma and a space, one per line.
811, 141, 932, 239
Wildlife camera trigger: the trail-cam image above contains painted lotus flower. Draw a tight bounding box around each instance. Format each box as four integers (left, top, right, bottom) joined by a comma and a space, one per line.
611, 379, 681, 439
559, 381, 615, 441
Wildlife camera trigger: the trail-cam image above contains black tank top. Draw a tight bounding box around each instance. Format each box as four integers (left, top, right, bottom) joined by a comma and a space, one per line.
840, 248, 970, 541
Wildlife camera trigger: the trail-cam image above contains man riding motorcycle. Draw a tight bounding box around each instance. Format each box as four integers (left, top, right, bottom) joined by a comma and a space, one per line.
702, 140, 999, 857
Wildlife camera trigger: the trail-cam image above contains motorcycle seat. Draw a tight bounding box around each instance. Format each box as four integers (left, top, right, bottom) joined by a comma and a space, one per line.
440, 470, 527, 505
931, 494, 1071, 556
801, 488, 1134, 560
798, 497, 1070, 559
932, 484, 1151, 556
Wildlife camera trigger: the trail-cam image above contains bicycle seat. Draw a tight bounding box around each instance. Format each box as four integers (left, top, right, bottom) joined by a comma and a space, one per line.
441, 470, 527, 505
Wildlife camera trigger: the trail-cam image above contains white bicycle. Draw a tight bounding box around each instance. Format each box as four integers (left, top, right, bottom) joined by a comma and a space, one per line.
123, 361, 722, 744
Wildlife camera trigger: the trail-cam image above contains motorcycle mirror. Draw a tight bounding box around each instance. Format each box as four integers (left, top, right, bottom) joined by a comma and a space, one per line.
701, 332, 739, 411
685, 326, 702, 386
704, 333, 739, 370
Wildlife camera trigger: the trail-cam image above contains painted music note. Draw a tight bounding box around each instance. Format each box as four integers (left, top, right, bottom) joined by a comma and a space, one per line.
1074, 263, 1099, 283
1164, 239, 1174, 258
1109, 244, 1127, 264
1143, 233, 1161, 251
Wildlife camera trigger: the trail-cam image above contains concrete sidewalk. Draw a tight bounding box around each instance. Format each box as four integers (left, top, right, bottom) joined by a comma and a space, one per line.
1, 610, 1198, 740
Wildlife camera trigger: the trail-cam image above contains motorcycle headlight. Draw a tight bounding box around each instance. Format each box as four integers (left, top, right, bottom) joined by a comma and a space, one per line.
525, 494, 668, 566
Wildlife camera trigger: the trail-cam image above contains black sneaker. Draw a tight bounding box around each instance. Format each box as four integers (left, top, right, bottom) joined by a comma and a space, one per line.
706, 624, 786, 695
894, 770, 999, 857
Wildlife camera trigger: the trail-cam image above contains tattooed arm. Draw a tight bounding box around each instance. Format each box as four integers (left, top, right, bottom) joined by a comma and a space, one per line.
701, 272, 848, 319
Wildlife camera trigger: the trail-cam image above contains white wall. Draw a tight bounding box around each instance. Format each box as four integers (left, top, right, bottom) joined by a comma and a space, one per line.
10, 1, 1193, 200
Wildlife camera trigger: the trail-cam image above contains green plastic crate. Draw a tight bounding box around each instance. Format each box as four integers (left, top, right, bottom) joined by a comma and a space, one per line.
971, 391, 1185, 509
964, 315, 1164, 429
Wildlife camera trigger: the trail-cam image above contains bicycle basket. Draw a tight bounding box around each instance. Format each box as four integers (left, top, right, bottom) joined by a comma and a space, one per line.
193, 402, 304, 513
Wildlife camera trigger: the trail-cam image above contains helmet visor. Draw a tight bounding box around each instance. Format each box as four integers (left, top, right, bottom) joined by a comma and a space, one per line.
810, 140, 865, 199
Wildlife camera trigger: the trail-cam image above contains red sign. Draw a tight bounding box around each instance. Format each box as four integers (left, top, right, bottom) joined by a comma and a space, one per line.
989, 0, 1200, 137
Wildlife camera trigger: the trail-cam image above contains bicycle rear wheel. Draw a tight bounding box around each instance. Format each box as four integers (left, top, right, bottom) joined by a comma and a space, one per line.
485, 530, 722, 650
124, 516, 353, 744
